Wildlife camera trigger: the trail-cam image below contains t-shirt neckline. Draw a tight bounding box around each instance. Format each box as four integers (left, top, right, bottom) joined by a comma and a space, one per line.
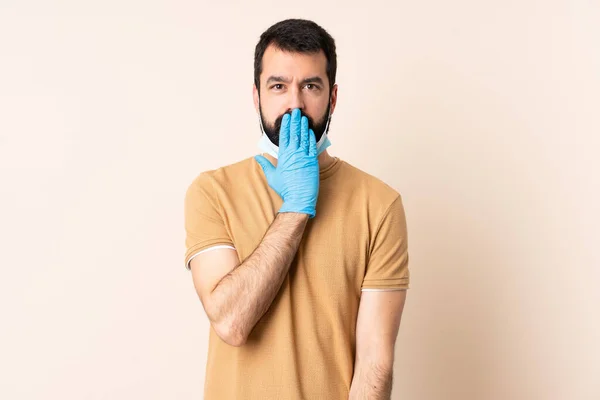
319, 157, 342, 180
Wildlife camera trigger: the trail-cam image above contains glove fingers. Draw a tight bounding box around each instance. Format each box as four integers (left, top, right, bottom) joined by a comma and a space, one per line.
300, 116, 309, 154
289, 109, 301, 150
308, 129, 317, 157
279, 113, 291, 151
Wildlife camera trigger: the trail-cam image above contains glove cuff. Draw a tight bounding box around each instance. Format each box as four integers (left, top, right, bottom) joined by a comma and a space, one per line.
278, 203, 316, 219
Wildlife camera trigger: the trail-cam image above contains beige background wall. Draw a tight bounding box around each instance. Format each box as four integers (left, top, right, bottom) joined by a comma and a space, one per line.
1, 1, 598, 399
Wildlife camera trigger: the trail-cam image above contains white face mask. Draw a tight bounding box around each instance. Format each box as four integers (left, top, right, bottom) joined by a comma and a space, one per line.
256, 97, 332, 159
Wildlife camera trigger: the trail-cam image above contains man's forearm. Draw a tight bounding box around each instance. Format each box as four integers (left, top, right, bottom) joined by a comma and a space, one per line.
207, 212, 309, 345
349, 360, 393, 400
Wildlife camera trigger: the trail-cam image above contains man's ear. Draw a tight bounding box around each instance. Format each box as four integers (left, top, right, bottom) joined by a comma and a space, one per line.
253, 84, 260, 113
330, 83, 338, 115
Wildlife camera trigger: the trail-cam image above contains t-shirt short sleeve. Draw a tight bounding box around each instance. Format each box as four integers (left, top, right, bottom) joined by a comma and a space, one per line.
184, 173, 235, 270
362, 195, 410, 290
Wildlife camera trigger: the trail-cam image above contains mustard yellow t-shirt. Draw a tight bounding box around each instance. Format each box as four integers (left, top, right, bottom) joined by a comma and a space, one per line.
184, 155, 410, 400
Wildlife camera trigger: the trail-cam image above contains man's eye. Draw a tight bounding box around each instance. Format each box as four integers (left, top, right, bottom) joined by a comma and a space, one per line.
305, 84, 318, 90
272, 84, 284, 90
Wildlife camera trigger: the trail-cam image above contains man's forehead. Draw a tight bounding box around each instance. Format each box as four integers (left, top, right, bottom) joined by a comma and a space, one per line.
261, 45, 327, 81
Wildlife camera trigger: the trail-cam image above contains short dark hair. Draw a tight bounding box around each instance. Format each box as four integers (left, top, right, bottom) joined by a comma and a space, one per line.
254, 19, 337, 94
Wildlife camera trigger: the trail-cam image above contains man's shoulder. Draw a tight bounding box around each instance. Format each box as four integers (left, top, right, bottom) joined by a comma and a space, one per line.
338, 159, 402, 202
190, 156, 258, 187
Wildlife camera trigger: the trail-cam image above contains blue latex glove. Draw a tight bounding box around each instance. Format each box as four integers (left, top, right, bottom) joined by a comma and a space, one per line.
255, 108, 320, 218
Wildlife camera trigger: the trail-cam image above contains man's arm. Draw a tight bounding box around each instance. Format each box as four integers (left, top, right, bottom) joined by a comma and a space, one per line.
349, 290, 407, 400
189, 109, 318, 347
190, 212, 308, 347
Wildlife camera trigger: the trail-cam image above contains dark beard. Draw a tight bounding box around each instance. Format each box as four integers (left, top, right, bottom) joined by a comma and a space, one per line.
260, 102, 331, 147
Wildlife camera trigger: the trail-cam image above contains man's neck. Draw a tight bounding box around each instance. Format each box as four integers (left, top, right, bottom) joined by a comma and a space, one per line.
317, 150, 335, 170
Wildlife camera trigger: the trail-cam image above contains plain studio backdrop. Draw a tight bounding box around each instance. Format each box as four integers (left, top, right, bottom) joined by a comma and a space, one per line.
1, 1, 598, 399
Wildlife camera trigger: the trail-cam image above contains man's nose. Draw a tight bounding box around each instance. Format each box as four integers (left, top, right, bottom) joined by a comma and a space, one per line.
286, 88, 305, 111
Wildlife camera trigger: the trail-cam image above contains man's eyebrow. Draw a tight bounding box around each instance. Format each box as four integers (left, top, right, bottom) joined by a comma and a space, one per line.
266, 76, 292, 85
300, 76, 325, 86
265, 76, 325, 85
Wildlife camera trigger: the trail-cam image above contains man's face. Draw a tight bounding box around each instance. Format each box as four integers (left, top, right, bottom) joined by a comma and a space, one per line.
254, 45, 337, 146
